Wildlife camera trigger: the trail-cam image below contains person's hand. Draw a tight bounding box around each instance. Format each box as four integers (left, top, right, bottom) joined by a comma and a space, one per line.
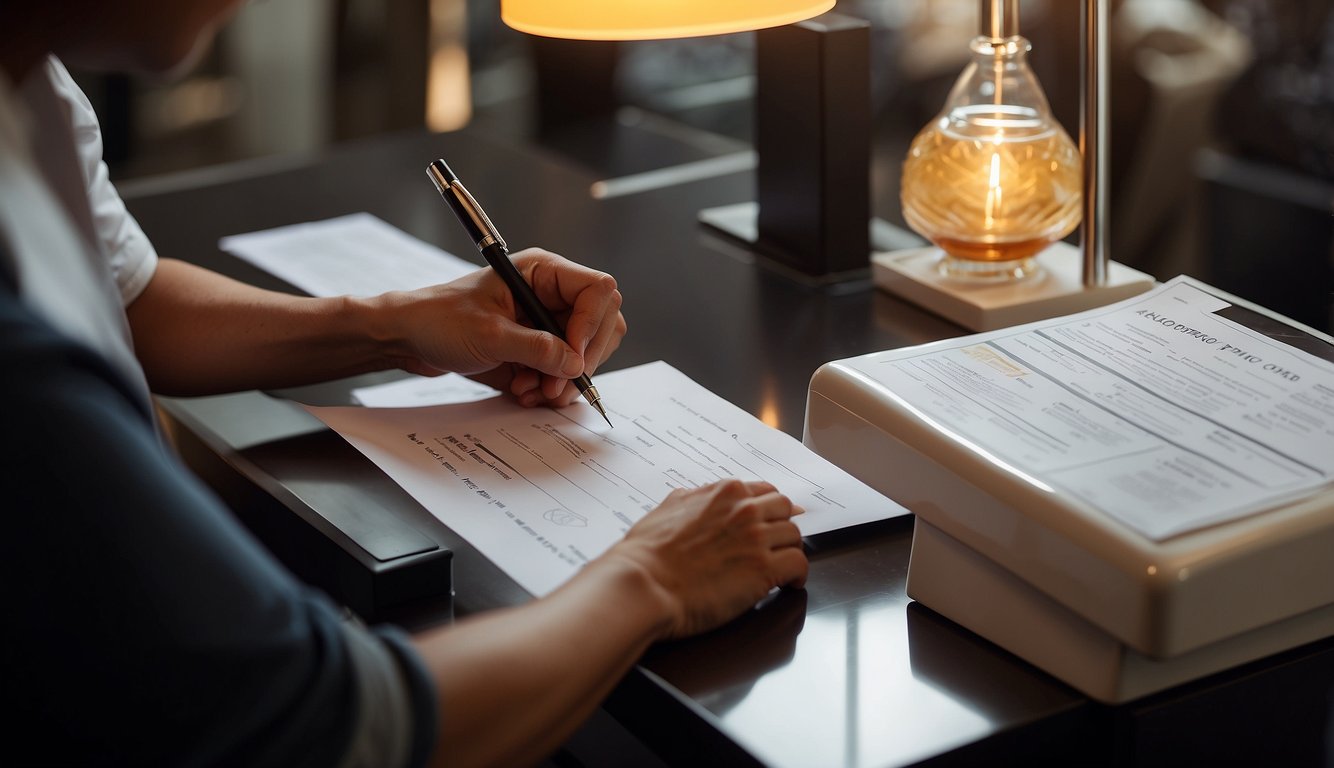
374, 248, 625, 407
606, 480, 808, 640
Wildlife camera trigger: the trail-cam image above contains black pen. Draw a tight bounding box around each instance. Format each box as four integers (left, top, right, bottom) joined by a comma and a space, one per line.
427, 159, 612, 427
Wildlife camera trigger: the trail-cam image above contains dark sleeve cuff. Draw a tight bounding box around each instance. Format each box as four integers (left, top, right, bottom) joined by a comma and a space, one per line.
373, 626, 440, 768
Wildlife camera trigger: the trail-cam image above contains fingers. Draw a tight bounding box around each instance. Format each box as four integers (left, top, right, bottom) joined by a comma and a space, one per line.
541, 371, 572, 402
568, 286, 625, 376
512, 249, 625, 375
737, 490, 796, 525
769, 546, 809, 590
508, 368, 592, 410
586, 312, 625, 377
393, 250, 622, 408
722, 481, 806, 581
737, 492, 803, 553
711, 481, 809, 594
477, 250, 624, 409
618, 479, 809, 639
562, 273, 620, 360
740, 480, 779, 498
484, 319, 583, 381
765, 519, 803, 548
506, 366, 576, 408
704, 480, 804, 548
508, 367, 542, 406
514, 248, 614, 319
719, 481, 800, 515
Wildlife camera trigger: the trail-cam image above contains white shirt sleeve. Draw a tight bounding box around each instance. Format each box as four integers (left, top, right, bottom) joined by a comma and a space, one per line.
45, 58, 158, 306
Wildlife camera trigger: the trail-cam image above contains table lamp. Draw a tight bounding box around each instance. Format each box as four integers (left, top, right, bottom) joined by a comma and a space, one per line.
501, 0, 887, 282
500, 1, 834, 40
875, 0, 1155, 331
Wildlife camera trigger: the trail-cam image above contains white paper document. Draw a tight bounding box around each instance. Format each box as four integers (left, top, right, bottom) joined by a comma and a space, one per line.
219, 212, 479, 297
852, 276, 1334, 540
309, 361, 903, 596
351, 374, 500, 408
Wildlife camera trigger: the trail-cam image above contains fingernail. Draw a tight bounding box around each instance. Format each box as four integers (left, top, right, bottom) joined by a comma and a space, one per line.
563, 350, 583, 377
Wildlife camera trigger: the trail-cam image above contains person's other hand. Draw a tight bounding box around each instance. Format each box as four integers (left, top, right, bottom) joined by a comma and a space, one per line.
607, 480, 808, 640
375, 248, 625, 406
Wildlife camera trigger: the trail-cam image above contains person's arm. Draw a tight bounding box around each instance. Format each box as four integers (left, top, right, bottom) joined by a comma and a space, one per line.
412, 480, 808, 768
4, 278, 803, 767
125, 248, 625, 404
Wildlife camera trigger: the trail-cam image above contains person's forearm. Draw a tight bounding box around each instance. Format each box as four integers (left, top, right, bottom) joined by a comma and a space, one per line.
414, 553, 673, 768
126, 259, 396, 395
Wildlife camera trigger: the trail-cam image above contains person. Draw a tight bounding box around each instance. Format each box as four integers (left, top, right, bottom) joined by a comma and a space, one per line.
0, 2, 810, 766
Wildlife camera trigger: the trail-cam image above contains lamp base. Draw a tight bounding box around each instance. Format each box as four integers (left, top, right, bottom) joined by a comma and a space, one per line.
873, 241, 1155, 331
700, 201, 924, 285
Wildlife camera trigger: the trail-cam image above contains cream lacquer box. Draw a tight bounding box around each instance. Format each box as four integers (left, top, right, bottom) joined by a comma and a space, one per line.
804, 277, 1334, 702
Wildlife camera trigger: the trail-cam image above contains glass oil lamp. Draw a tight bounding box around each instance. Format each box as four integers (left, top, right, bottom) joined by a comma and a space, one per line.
900, 0, 1082, 281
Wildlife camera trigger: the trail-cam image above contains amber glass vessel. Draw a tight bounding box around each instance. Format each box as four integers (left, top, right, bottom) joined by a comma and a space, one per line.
901, 25, 1081, 281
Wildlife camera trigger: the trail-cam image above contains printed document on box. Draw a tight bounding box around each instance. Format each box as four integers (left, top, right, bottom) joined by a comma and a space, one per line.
309, 361, 903, 596
852, 276, 1334, 539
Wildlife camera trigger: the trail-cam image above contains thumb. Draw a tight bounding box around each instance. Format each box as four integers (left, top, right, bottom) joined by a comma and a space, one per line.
493, 321, 584, 378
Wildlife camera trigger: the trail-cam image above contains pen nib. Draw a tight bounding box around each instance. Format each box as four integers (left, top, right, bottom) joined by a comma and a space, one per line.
593, 401, 613, 429
583, 386, 613, 428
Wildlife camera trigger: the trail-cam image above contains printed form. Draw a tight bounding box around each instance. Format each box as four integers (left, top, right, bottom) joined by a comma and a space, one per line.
853, 276, 1334, 540
310, 361, 902, 596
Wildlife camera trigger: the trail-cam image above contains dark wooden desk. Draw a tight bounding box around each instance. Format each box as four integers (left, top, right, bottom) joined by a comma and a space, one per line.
121, 127, 1333, 767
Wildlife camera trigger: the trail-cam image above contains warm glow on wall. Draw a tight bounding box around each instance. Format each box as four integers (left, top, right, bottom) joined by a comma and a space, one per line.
501, 0, 834, 40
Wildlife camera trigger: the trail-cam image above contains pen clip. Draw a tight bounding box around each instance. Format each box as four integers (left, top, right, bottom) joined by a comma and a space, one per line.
452, 182, 506, 250
427, 160, 507, 250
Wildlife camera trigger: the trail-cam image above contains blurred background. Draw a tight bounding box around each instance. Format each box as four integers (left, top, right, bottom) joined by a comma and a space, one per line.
74, 0, 1334, 331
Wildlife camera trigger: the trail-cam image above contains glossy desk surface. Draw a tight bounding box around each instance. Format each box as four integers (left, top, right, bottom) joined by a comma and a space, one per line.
119, 127, 1110, 766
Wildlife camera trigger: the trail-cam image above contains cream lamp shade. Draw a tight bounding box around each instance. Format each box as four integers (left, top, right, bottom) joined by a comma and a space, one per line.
501, 0, 835, 40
